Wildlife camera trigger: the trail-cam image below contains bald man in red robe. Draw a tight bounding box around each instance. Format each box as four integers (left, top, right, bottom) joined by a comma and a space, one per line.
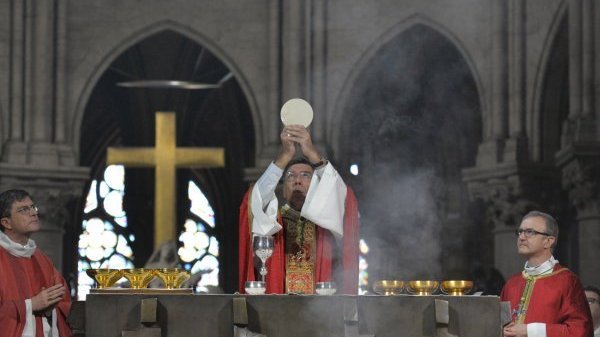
501, 211, 592, 337
0, 189, 72, 337
239, 125, 359, 294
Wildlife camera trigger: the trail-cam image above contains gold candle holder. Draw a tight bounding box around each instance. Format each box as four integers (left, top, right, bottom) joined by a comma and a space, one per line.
440, 280, 473, 296
154, 268, 190, 289
122, 268, 156, 289
407, 280, 439, 295
86, 268, 123, 289
373, 280, 404, 295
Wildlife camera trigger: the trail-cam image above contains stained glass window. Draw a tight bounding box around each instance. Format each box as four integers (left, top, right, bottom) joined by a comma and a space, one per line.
77, 165, 135, 300
359, 239, 370, 294
178, 181, 220, 292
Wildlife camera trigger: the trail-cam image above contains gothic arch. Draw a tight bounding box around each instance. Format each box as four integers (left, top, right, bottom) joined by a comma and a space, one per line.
530, 2, 568, 163
333, 19, 483, 280
71, 20, 261, 157
330, 15, 485, 156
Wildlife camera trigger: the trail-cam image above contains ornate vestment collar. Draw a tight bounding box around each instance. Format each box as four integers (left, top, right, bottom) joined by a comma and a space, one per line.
0, 231, 36, 258
523, 256, 557, 276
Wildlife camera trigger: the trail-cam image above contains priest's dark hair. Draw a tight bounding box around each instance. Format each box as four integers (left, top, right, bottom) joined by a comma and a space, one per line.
0, 189, 32, 226
283, 157, 315, 174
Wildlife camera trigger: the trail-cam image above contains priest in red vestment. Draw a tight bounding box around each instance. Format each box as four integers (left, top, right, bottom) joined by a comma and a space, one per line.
501, 211, 592, 337
239, 124, 359, 294
0, 189, 72, 337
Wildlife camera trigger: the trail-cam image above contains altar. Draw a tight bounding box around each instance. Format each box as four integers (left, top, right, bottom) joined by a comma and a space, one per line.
83, 293, 505, 337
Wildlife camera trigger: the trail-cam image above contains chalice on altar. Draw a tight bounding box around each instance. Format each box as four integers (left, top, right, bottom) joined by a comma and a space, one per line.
373, 280, 404, 295
440, 280, 473, 296
253, 235, 274, 282
86, 268, 123, 288
122, 268, 156, 289
154, 268, 190, 289
407, 280, 439, 295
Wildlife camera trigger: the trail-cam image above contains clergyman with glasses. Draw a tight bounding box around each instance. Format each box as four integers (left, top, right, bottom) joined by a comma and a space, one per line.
238, 124, 359, 294
501, 211, 593, 337
0, 189, 72, 337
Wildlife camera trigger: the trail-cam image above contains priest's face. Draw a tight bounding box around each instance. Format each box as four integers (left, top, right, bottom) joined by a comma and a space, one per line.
282, 163, 314, 211
0, 197, 40, 244
516, 216, 555, 259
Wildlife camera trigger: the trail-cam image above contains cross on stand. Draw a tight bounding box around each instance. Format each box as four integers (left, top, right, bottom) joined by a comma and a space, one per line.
107, 111, 225, 249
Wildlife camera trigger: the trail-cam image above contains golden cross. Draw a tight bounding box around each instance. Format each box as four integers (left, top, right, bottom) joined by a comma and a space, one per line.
107, 112, 225, 249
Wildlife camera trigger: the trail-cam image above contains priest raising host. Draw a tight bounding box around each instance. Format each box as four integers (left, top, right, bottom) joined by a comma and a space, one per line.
238, 124, 359, 294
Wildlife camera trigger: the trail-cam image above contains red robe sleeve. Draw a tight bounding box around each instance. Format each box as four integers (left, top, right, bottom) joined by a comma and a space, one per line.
0, 247, 72, 337
500, 266, 593, 337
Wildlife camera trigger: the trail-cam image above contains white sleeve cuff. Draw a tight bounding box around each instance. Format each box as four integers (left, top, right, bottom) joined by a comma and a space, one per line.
23, 299, 34, 337
527, 323, 547, 337
251, 184, 282, 236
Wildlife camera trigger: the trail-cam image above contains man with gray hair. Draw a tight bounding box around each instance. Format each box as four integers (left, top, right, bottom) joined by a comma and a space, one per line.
0, 189, 72, 337
501, 211, 592, 337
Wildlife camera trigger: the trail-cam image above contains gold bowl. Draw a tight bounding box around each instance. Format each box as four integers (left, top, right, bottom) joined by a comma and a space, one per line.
122, 268, 156, 289
440, 280, 473, 296
86, 268, 123, 288
154, 268, 190, 289
406, 280, 439, 295
373, 280, 404, 295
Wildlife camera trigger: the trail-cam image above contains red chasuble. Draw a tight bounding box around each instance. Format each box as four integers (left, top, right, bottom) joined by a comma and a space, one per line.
500, 265, 593, 337
238, 187, 359, 294
0, 247, 72, 337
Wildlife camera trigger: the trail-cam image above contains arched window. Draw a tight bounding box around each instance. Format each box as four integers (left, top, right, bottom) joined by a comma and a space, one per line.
77, 171, 221, 297
77, 165, 135, 300
178, 181, 220, 292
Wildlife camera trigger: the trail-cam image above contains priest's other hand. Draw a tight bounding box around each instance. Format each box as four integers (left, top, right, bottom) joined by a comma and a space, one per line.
503, 322, 527, 337
31, 283, 65, 312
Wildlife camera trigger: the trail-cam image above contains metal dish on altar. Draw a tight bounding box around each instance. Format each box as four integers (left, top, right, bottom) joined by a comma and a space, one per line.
280, 98, 313, 127
406, 280, 439, 296
373, 280, 404, 295
440, 280, 473, 296
245, 281, 266, 295
122, 268, 155, 289
86, 268, 123, 289
315, 282, 337, 295
154, 268, 190, 289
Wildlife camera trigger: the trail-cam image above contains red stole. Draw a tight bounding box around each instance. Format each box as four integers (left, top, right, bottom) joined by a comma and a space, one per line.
238, 187, 359, 294
500, 264, 593, 337
0, 247, 72, 337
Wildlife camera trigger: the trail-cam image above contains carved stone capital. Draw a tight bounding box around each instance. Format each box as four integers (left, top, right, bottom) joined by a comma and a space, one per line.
462, 163, 560, 228
556, 145, 600, 217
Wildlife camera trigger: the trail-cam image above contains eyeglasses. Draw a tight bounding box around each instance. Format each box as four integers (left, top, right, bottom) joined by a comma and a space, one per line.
515, 228, 551, 238
588, 298, 598, 305
284, 171, 313, 182
14, 205, 38, 215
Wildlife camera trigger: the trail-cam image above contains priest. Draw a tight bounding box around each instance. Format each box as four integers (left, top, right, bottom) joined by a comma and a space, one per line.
0, 189, 72, 337
501, 211, 592, 337
239, 124, 359, 294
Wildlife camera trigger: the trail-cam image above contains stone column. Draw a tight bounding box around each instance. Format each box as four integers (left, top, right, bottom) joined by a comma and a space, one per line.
557, 151, 600, 285
0, 164, 89, 271
555, 0, 600, 286
475, 0, 508, 167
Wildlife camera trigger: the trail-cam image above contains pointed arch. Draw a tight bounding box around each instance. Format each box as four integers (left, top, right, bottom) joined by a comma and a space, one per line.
330, 14, 485, 156
71, 20, 261, 156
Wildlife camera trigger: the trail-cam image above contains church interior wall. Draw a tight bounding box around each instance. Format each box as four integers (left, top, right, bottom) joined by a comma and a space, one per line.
64, 1, 274, 158
0, 0, 598, 294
